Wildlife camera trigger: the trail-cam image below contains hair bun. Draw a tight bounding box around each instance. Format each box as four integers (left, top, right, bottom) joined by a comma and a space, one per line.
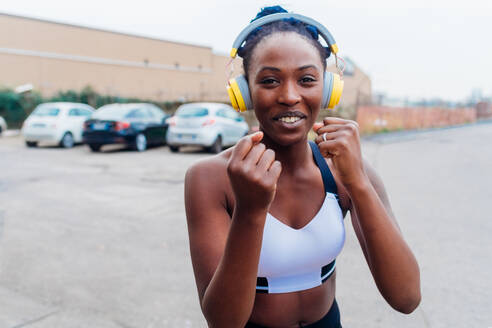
251, 5, 288, 22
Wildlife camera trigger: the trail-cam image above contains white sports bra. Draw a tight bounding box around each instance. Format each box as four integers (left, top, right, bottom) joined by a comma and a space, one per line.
255, 141, 346, 294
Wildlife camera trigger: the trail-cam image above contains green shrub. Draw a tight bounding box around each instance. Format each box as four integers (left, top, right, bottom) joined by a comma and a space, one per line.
0, 86, 187, 128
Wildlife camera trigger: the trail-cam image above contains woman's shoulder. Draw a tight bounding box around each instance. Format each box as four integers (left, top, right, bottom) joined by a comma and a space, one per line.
184, 148, 235, 202
184, 148, 235, 222
185, 148, 232, 183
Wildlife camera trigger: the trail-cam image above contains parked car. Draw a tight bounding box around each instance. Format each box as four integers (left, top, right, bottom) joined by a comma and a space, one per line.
0, 116, 6, 136
82, 103, 169, 152
166, 102, 249, 153
21, 102, 95, 148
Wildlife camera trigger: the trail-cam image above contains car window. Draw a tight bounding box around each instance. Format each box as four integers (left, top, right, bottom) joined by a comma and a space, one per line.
93, 105, 132, 120
79, 108, 93, 117
224, 108, 239, 120
145, 107, 156, 118
32, 106, 60, 117
215, 109, 226, 118
149, 105, 164, 119
125, 109, 147, 119
68, 108, 78, 116
176, 106, 208, 118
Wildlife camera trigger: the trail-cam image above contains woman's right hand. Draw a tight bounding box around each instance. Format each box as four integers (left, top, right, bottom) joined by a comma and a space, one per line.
227, 131, 282, 213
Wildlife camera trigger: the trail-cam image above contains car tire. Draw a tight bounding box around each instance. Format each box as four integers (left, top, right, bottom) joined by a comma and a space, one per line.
88, 144, 102, 152
134, 133, 147, 152
0, 126, 2, 136
208, 135, 222, 154
169, 145, 179, 153
60, 132, 75, 148
26, 141, 38, 147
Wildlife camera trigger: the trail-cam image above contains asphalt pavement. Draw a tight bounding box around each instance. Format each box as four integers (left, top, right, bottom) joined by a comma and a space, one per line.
0, 122, 491, 328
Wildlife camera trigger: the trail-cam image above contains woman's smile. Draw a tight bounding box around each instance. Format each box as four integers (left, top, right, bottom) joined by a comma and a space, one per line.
273, 110, 307, 129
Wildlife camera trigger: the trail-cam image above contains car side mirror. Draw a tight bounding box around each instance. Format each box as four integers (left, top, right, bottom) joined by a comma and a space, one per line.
235, 117, 245, 122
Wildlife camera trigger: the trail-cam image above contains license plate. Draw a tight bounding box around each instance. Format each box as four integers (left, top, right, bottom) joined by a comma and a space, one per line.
32, 123, 45, 128
92, 123, 107, 130
179, 133, 195, 140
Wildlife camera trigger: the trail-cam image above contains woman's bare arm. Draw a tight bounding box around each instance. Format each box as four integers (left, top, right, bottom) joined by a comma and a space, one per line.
349, 160, 421, 314
185, 133, 281, 328
313, 117, 420, 314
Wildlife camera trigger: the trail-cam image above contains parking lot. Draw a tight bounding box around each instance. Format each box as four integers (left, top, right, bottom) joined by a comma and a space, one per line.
1, 122, 491, 328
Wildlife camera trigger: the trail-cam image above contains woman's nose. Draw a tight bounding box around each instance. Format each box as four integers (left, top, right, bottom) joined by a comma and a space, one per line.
278, 80, 301, 106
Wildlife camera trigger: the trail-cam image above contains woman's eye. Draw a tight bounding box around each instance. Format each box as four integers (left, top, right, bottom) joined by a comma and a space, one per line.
260, 78, 279, 85
300, 76, 316, 83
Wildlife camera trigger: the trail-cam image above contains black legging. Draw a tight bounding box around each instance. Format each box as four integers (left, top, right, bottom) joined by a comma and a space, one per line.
245, 299, 342, 328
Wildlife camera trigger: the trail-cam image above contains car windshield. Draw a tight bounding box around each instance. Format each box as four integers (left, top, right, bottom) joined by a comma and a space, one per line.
32, 106, 60, 117
93, 106, 134, 120
176, 106, 209, 118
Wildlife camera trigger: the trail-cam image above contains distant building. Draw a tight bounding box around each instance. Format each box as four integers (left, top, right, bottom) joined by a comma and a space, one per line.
0, 12, 371, 107
327, 56, 372, 108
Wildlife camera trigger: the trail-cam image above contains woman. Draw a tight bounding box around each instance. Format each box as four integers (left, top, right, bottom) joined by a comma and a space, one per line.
185, 6, 421, 328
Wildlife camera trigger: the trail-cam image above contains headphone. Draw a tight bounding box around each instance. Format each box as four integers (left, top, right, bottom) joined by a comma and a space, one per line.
226, 13, 344, 112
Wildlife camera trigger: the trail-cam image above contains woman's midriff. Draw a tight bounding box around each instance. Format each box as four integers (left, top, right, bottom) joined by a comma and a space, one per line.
248, 272, 337, 328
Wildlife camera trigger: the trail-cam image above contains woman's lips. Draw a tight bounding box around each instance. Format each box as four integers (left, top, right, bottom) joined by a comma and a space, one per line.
273, 116, 306, 129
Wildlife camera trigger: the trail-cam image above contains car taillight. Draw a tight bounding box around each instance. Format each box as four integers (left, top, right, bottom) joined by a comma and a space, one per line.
202, 118, 215, 126
166, 117, 177, 126
115, 121, 131, 131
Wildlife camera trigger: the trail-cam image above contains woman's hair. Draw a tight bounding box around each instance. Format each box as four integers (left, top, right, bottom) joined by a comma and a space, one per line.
238, 6, 329, 80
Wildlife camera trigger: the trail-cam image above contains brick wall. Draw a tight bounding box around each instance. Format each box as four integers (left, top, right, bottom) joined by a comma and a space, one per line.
476, 102, 492, 120
356, 106, 477, 134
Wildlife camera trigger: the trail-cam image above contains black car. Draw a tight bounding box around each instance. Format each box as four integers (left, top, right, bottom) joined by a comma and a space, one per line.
83, 103, 170, 152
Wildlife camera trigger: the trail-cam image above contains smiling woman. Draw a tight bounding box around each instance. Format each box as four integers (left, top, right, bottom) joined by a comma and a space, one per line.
185, 6, 421, 328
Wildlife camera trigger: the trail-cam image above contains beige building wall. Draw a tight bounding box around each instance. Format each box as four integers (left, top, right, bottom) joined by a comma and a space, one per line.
327, 61, 372, 109
0, 13, 370, 108
0, 13, 230, 102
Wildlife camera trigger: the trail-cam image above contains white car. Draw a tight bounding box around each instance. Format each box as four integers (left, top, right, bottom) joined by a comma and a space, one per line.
166, 103, 249, 153
22, 102, 95, 148
0, 116, 6, 136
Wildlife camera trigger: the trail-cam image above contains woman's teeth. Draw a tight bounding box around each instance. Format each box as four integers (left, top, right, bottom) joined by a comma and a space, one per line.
278, 116, 301, 123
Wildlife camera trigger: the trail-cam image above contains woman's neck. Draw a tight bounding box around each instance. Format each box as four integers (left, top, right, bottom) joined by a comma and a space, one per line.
260, 133, 312, 174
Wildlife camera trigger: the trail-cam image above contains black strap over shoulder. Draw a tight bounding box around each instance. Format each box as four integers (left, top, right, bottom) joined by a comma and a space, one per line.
309, 141, 338, 196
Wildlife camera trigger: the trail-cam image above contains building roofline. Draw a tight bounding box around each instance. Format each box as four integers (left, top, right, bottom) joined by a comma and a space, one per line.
0, 11, 212, 50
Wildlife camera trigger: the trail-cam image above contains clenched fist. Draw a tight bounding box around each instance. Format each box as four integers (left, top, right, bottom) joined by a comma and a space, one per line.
227, 132, 282, 212
313, 117, 368, 189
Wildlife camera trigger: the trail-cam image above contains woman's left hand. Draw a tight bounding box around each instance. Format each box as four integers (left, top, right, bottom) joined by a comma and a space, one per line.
313, 117, 368, 190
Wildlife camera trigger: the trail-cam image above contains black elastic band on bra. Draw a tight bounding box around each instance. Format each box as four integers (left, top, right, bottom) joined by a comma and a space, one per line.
256, 260, 336, 293
308, 141, 338, 196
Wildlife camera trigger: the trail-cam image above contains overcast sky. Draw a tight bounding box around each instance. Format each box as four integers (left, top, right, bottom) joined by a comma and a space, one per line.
2, 0, 491, 101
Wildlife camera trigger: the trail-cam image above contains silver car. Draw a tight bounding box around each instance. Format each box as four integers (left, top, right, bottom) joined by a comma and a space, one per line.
0, 116, 6, 136
166, 103, 249, 153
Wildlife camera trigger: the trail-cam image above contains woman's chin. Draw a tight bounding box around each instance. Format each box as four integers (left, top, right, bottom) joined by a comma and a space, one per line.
262, 127, 309, 147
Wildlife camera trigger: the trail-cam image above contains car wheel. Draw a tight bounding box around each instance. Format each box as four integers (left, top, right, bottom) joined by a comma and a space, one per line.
169, 145, 179, 153
26, 141, 38, 147
208, 135, 222, 154
88, 144, 102, 152
60, 132, 75, 148
134, 133, 147, 152
0, 126, 2, 136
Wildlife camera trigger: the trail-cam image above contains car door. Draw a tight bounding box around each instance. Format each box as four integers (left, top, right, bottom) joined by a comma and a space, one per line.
142, 106, 161, 144
74, 107, 94, 142
214, 109, 232, 145
146, 105, 168, 143
224, 108, 244, 144
67, 108, 86, 142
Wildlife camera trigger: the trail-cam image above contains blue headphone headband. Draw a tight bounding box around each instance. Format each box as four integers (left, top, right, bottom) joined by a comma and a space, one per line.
230, 13, 339, 58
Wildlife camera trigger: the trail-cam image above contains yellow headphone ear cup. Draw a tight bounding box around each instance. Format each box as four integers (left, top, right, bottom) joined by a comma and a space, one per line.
227, 85, 239, 110
228, 78, 247, 112
328, 74, 343, 109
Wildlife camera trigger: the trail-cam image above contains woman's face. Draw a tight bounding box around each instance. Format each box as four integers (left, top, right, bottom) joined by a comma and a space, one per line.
248, 32, 324, 146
